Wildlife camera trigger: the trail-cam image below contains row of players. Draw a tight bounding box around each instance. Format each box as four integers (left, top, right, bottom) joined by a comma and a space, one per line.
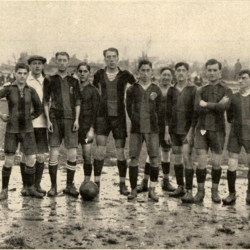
0, 48, 249, 206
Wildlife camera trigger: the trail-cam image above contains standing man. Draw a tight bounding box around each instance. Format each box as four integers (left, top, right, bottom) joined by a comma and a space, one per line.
126, 60, 163, 202
194, 59, 233, 203
93, 47, 136, 195
76, 62, 100, 183
166, 62, 197, 203
0, 63, 43, 200
43, 52, 81, 198
222, 69, 250, 205
137, 67, 175, 193
234, 59, 242, 80
20, 55, 49, 196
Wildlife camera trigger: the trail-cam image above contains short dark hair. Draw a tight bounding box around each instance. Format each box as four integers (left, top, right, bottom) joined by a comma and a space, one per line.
55, 51, 70, 60
205, 59, 222, 70
239, 69, 250, 78
175, 62, 189, 71
77, 62, 91, 72
15, 63, 29, 73
160, 67, 174, 76
138, 59, 153, 70
103, 47, 119, 57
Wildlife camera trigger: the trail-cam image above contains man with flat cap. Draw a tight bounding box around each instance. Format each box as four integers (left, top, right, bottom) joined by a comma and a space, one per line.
19, 55, 49, 197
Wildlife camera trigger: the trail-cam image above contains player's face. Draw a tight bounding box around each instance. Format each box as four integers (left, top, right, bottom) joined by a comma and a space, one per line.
104, 51, 119, 70
77, 65, 90, 82
56, 55, 69, 72
15, 68, 28, 85
160, 69, 173, 86
206, 63, 221, 82
30, 60, 44, 76
138, 64, 153, 82
175, 66, 188, 82
238, 73, 250, 90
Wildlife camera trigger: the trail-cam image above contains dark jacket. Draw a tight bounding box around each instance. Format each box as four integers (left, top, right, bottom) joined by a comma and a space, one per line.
126, 82, 163, 133
93, 67, 135, 118
195, 81, 233, 132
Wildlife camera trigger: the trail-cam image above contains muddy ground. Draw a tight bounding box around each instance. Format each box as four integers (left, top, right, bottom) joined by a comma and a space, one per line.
1, 160, 250, 249
1, 95, 250, 249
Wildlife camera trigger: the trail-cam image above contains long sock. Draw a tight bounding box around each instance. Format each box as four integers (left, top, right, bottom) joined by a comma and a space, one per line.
25, 165, 35, 187
185, 169, 194, 190
2, 166, 12, 189
129, 166, 138, 189
144, 162, 150, 175
35, 161, 45, 185
20, 162, 26, 186
162, 162, 170, 175
196, 168, 207, 183
117, 160, 127, 178
93, 159, 104, 177
248, 170, 250, 191
150, 166, 159, 182
66, 161, 77, 185
49, 161, 58, 187
212, 168, 222, 184
83, 163, 92, 176
174, 164, 184, 186
227, 170, 236, 193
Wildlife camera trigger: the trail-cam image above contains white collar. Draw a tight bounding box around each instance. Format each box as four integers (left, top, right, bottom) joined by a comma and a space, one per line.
27, 73, 44, 83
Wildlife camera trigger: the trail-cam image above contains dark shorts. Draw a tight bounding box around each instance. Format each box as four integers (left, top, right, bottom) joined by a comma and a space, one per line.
170, 133, 188, 147
159, 130, 171, 150
129, 133, 159, 158
4, 132, 37, 155
195, 129, 225, 154
95, 116, 127, 139
227, 130, 250, 154
49, 118, 78, 149
78, 126, 93, 145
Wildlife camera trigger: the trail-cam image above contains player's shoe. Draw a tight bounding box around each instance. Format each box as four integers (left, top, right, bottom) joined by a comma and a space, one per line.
148, 187, 159, 202
137, 179, 148, 193
181, 190, 194, 203
21, 186, 30, 196
162, 178, 176, 192
0, 189, 8, 201
119, 182, 129, 196
63, 183, 79, 198
222, 193, 236, 205
193, 188, 205, 203
127, 189, 137, 200
169, 186, 185, 198
27, 186, 44, 199
47, 186, 57, 197
211, 187, 221, 203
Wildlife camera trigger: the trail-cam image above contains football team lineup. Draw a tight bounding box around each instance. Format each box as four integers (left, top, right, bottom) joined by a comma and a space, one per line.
0, 47, 249, 208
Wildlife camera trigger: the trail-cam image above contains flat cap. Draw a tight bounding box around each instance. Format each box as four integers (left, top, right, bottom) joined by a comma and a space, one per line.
28, 55, 47, 64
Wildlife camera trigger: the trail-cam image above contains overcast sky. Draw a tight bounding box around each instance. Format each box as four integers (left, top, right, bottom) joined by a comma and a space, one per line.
0, 0, 249, 65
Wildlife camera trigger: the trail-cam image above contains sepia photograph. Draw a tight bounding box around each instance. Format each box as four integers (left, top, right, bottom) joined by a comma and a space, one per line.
0, 0, 250, 248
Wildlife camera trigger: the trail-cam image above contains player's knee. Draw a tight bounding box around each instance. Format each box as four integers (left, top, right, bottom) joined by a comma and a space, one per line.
174, 154, 183, 165
50, 147, 60, 162
4, 155, 15, 168
95, 146, 106, 160
149, 156, 158, 167
116, 148, 125, 161
197, 155, 208, 169
67, 148, 77, 162
26, 155, 36, 166
83, 152, 92, 164
228, 158, 238, 171
130, 157, 139, 166
36, 154, 45, 163
161, 151, 170, 162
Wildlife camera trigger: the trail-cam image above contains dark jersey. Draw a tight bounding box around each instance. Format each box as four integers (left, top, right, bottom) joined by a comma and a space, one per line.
43, 74, 81, 119
79, 82, 100, 130
0, 82, 43, 133
166, 82, 197, 135
126, 82, 163, 133
195, 81, 233, 132
227, 92, 250, 140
